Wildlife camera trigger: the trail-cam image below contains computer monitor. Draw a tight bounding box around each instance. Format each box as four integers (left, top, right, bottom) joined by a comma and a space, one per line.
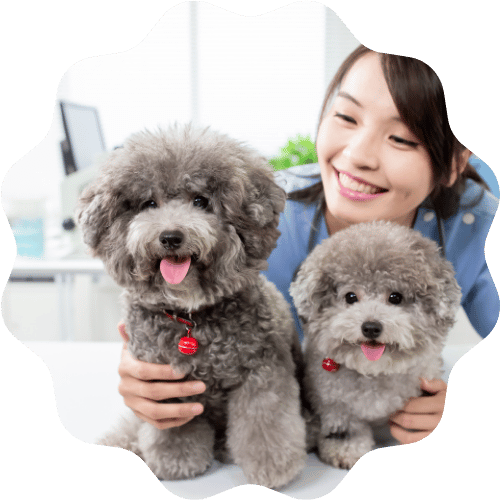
59, 101, 107, 255
59, 101, 106, 175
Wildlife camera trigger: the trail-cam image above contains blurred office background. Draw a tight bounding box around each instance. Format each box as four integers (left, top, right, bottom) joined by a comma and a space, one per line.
2, 3, 353, 342
1, 3, 496, 342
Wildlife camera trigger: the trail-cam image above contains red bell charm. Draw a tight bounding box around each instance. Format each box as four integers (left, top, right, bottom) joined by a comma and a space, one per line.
178, 336, 198, 355
164, 311, 199, 356
322, 358, 339, 372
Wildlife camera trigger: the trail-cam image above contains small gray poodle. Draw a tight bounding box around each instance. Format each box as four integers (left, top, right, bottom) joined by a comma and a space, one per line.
290, 221, 461, 469
76, 126, 306, 488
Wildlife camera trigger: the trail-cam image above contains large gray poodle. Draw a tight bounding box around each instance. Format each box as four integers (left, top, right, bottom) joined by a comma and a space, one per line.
76, 126, 306, 488
290, 221, 461, 469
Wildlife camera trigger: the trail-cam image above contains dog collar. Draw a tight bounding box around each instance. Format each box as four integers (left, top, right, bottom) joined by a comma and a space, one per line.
322, 358, 340, 372
164, 310, 198, 355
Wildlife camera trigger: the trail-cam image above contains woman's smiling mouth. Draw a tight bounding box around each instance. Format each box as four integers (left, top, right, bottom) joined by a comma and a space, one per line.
335, 169, 388, 201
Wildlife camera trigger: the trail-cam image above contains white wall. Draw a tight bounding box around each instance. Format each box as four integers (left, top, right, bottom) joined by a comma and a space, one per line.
195, 2, 340, 155
2, 3, 358, 214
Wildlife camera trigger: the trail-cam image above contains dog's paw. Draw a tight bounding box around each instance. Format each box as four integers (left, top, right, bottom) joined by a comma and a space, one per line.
237, 418, 307, 488
141, 437, 214, 480
138, 419, 215, 480
145, 452, 213, 480
97, 433, 142, 460
318, 432, 374, 470
242, 449, 306, 489
97, 413, 144, 458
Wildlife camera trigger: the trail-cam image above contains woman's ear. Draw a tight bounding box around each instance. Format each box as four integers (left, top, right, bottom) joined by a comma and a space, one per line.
444, 148, 472, 187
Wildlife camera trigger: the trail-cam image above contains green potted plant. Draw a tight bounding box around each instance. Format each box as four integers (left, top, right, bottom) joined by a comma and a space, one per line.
269, 134, 318, 171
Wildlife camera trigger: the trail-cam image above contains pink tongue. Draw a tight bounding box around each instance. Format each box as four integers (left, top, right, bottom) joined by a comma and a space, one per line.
361, 343, 386, 361
160, 257, 191, 284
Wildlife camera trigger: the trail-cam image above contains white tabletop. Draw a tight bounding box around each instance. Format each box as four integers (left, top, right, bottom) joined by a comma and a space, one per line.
24, 341, 475, 498
11, 256, 104, 278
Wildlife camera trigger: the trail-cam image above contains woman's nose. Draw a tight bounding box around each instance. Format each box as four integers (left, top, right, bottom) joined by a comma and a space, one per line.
343, 129, 380, 170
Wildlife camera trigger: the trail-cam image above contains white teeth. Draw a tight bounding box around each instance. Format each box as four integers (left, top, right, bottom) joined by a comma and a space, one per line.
338, 173, 383, 194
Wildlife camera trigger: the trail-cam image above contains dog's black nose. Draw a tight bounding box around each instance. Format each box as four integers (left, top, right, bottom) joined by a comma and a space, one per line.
159, 230, 184, 250
361, 321, 383, 339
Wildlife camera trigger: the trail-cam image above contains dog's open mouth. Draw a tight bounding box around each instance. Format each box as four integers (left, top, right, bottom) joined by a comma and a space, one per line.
360, 341, 386, 361
160, 255, 192, 285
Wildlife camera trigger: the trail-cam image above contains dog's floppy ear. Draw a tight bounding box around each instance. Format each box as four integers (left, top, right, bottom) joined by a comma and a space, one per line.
245, 165, 286, 228
75, 181, 118, 254
223, 158, 286, 263
244, 166, 286, 261
409, 236, 462, 326
290, 246, 335, 325
438, 262, 462, 321
429, 252, 462, 325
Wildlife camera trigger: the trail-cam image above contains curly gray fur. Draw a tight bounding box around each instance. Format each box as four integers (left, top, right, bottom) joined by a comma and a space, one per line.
77, 125, 306, 488
290, 221, 461, 469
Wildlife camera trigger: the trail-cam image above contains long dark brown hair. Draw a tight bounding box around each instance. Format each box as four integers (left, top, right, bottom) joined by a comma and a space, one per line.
290, 45, 488, 220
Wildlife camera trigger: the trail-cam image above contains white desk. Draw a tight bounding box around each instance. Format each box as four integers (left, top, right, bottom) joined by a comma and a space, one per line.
25, 341, 475, 499
11, 257, 104, 278
10, 257, 105, 340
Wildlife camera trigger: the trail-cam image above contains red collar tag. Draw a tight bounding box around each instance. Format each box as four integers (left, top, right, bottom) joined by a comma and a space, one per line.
322, 358, 340, 372
164, 311, 199, 355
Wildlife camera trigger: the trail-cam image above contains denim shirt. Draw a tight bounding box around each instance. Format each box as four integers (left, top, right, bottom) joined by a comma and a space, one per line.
263, 164, 499, 341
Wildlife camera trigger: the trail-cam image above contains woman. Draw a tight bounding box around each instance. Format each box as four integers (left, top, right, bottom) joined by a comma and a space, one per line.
117, 45, 498, 446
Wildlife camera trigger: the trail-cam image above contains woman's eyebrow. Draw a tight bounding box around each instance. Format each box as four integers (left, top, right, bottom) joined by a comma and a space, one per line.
337, 91, 363, 107
337, 90, 403, 123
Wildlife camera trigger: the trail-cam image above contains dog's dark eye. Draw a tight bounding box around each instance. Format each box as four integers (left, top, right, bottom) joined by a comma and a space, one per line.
140, 199, 158, 211
193, 195, 209, 210
388, 292, 403, 305
345, 292, 358, 304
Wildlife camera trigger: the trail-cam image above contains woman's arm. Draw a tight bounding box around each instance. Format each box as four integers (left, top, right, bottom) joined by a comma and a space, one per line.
117, 323, 206, 430
462, 262, 499, 338
388, 377, 447, 444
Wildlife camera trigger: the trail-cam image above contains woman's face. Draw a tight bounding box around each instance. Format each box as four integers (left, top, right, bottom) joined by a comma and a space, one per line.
316, 52, 435, 233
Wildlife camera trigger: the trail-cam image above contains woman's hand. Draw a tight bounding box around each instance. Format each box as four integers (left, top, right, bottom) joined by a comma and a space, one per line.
389, 377, 447, 444
117, 323, 206, 430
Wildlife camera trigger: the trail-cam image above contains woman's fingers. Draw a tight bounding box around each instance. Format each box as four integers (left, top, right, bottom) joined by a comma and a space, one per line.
125, 397, 204, 430
127, 396, 204, 421
389, 410, 441, 432
118, 348, 185, 382
119, 376, 206, 401
118, 322, 129, 342
116, 322, 206, 430
388, 422, 432, 445
131, 409, 198, 430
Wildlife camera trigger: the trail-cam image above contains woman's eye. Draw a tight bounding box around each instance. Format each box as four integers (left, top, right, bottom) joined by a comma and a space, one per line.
345, 292, 358, 304
390, 135, 419, 148
193, 195, 209, 210
334, 113, 356, 124
140, 199, 158, 211
388, 292, 403, 305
